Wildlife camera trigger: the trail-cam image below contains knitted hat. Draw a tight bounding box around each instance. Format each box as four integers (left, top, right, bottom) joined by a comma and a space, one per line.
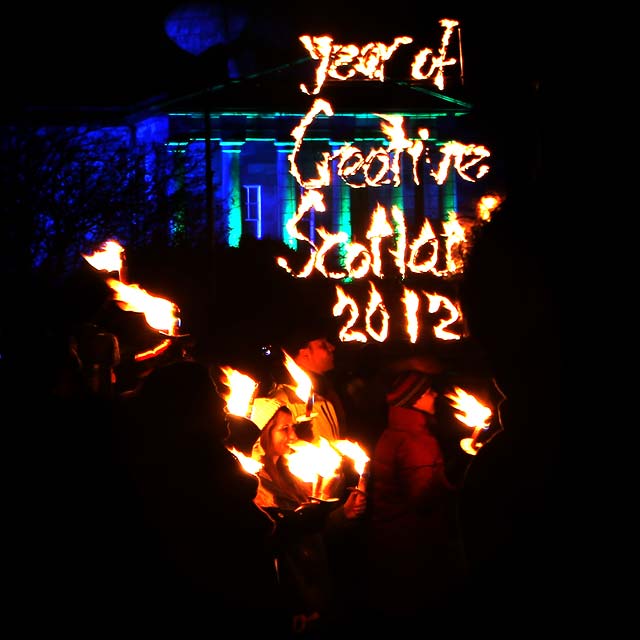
386, 370, 434, 408
250, 397, 286, 430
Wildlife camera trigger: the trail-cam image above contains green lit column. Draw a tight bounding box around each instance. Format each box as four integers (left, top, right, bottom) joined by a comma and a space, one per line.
441, 170, 458, 222
220, 142, 244, 247
391, 170, 405, 212
276, 143, 297, 248
331, 144, 351, 268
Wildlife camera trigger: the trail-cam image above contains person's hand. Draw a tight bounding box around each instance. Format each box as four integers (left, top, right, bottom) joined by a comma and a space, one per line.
343, 488, 366, 519
292, 611, 320, 634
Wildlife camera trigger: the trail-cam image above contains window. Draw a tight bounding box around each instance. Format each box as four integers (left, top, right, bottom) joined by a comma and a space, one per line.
243, 184, 262, 238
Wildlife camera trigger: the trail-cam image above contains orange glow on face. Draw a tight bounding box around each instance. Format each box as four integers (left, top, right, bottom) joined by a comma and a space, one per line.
106, 278, 180, 336
445, 386, 492, 455
82, 240, 124, 277
220, 366, 258, 418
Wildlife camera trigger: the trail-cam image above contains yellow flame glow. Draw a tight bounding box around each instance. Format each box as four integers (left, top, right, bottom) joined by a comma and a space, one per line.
106, 278, 180, 336
220, 366, 258, 418
82, 240, 124, 275
445, 386, 492, 429
282, 351, 313, 403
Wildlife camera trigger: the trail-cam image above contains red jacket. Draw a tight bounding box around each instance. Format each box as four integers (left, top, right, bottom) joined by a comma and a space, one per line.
366, 405, 465, 614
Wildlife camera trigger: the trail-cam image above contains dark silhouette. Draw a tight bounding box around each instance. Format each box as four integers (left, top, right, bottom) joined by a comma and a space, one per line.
457, 185, 563, 629
118, 359, 285, 630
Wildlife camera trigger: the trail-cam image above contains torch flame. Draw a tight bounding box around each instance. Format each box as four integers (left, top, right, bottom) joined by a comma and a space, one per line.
445, 386, 492, 455
220, 366, 258, 418
282, 350, 313, 405
82, 240, 124, 279
287, 437, 343, 499
106, 278, 180, 336
332, 439, 369, 475
228, 447, 263, 476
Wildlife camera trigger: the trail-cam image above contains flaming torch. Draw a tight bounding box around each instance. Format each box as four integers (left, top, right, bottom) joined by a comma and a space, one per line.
219, 366, 261, 457
105, 278, 183, 361
220, 366, 258, 418
333, 439, 370, 492
82, 239, 127, 282
445, 386, 492, 455
287, 437, 343, 501
282, 350, 316, 421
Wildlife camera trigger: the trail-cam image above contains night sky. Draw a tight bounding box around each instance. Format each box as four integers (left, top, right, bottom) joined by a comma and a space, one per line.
4, 2, 545, 110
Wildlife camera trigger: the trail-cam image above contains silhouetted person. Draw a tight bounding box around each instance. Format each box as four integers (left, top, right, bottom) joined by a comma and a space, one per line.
119, 359, 284, 631
457, 186, 563, 630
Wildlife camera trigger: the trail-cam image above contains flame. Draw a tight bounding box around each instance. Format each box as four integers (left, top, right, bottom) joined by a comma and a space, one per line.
106, 278, 180, 336
299, 35, 413, 95
440, 213, 469, 275
228, 447, 263, 475
332, 286, 367, 343
220, 366, 258, 418
282, 350, 313, 405
366, 203, 394, 277
424, 292, 462, 341
477, 194, 502, 221
364, 281, 389, 342
445, 386, 492, 455
287, 437, 343, 498
133, 338, 172, 362
410, 19, 459, 90
82, 240, 124, 278
402, 288, 420, 343
332, 439, 369, 475
446, 386, 492, 429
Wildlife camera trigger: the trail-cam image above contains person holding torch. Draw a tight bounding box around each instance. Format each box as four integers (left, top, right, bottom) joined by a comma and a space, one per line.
249, 397, 366, 636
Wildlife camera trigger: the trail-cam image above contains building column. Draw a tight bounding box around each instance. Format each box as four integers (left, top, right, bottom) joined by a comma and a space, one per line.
220, 142, 244, 247
276, 143, 297, 248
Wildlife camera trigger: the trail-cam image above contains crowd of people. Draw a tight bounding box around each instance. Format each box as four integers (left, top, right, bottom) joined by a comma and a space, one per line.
5, 182, 562, 635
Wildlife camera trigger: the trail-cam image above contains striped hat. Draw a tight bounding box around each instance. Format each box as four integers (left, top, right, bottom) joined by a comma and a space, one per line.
386, 370, 434, 408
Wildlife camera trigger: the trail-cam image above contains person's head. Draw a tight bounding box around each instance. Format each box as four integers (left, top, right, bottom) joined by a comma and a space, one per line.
282, 318, 337, 375
251, 398, 297, 459
136, 359, 228, 439
386, 369, 439, 415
